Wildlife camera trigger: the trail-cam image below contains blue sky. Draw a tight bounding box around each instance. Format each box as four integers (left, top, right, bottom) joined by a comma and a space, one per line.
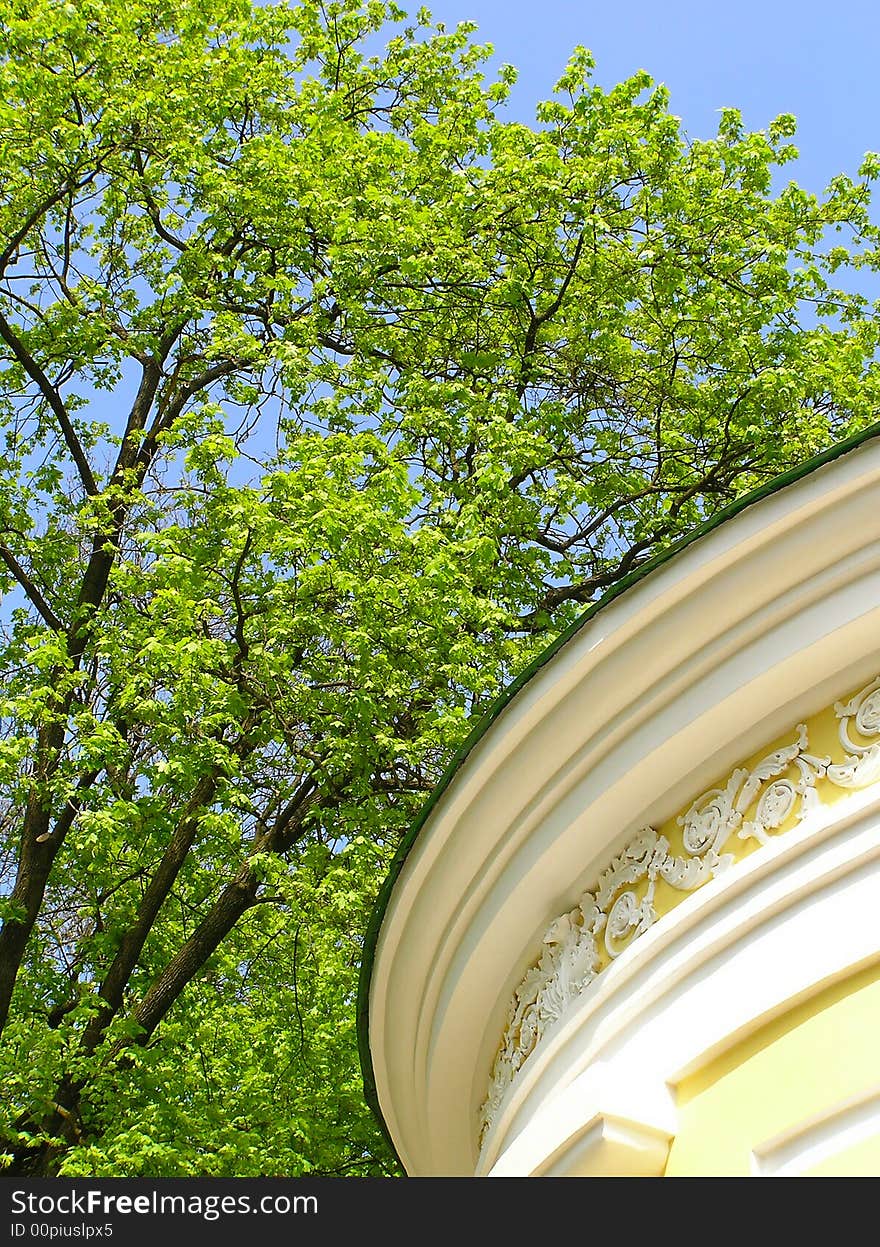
421, 0, 879, 199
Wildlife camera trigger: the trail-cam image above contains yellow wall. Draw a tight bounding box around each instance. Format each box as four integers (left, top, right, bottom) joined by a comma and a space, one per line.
665, 960, 880, 1176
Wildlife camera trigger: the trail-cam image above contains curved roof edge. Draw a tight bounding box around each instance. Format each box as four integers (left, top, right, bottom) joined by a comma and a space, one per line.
356, 419, 880, 1167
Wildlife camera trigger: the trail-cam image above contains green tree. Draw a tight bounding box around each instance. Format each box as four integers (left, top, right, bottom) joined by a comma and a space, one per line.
0, 0, 877, 1176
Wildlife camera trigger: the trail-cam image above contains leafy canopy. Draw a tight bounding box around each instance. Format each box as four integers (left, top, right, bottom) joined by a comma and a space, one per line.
0, 0, 878, 1175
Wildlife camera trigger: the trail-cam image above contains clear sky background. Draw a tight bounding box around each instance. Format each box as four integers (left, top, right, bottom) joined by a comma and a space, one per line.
420, 0, 880, 202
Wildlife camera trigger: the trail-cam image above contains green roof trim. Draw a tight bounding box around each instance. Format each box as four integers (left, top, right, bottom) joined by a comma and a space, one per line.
356, 420, 880, 1169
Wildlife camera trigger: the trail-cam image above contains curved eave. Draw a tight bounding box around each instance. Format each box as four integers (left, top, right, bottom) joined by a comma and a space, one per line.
356, 419, 880, 1167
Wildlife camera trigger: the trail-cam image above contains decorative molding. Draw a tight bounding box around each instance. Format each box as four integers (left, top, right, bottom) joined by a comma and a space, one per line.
480, 675, 880, 1145
535, 1112, 673, 1178
482, 802, 880, 1175
752, 1085, 880, 1176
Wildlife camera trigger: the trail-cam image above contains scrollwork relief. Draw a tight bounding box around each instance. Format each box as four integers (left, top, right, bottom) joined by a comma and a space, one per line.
479, 674, 880, 1145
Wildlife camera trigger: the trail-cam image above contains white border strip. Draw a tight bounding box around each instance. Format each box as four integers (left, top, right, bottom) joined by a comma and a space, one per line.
753, 1086, 880, 1176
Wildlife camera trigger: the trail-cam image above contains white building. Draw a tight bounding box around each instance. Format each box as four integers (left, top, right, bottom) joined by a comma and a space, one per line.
360, 427, 880, 1177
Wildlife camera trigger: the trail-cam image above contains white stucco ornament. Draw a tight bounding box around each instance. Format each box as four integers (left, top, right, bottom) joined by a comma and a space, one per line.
479, 674, 880, 1144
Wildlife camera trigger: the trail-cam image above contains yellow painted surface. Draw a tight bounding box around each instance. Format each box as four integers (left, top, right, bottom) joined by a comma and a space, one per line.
804, 1133, 880, 1177
665, 961, 880, 1176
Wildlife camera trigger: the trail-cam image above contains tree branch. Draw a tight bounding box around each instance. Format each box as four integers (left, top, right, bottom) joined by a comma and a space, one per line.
0, 542, 63, 631
0, 185, 75, 275
0, 309, 98, 496
141, 357, 252, 455
80, 771, 222, 1049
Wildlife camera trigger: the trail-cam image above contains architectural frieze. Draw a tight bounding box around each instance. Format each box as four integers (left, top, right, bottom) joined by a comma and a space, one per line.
480, 675, 880, 1143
